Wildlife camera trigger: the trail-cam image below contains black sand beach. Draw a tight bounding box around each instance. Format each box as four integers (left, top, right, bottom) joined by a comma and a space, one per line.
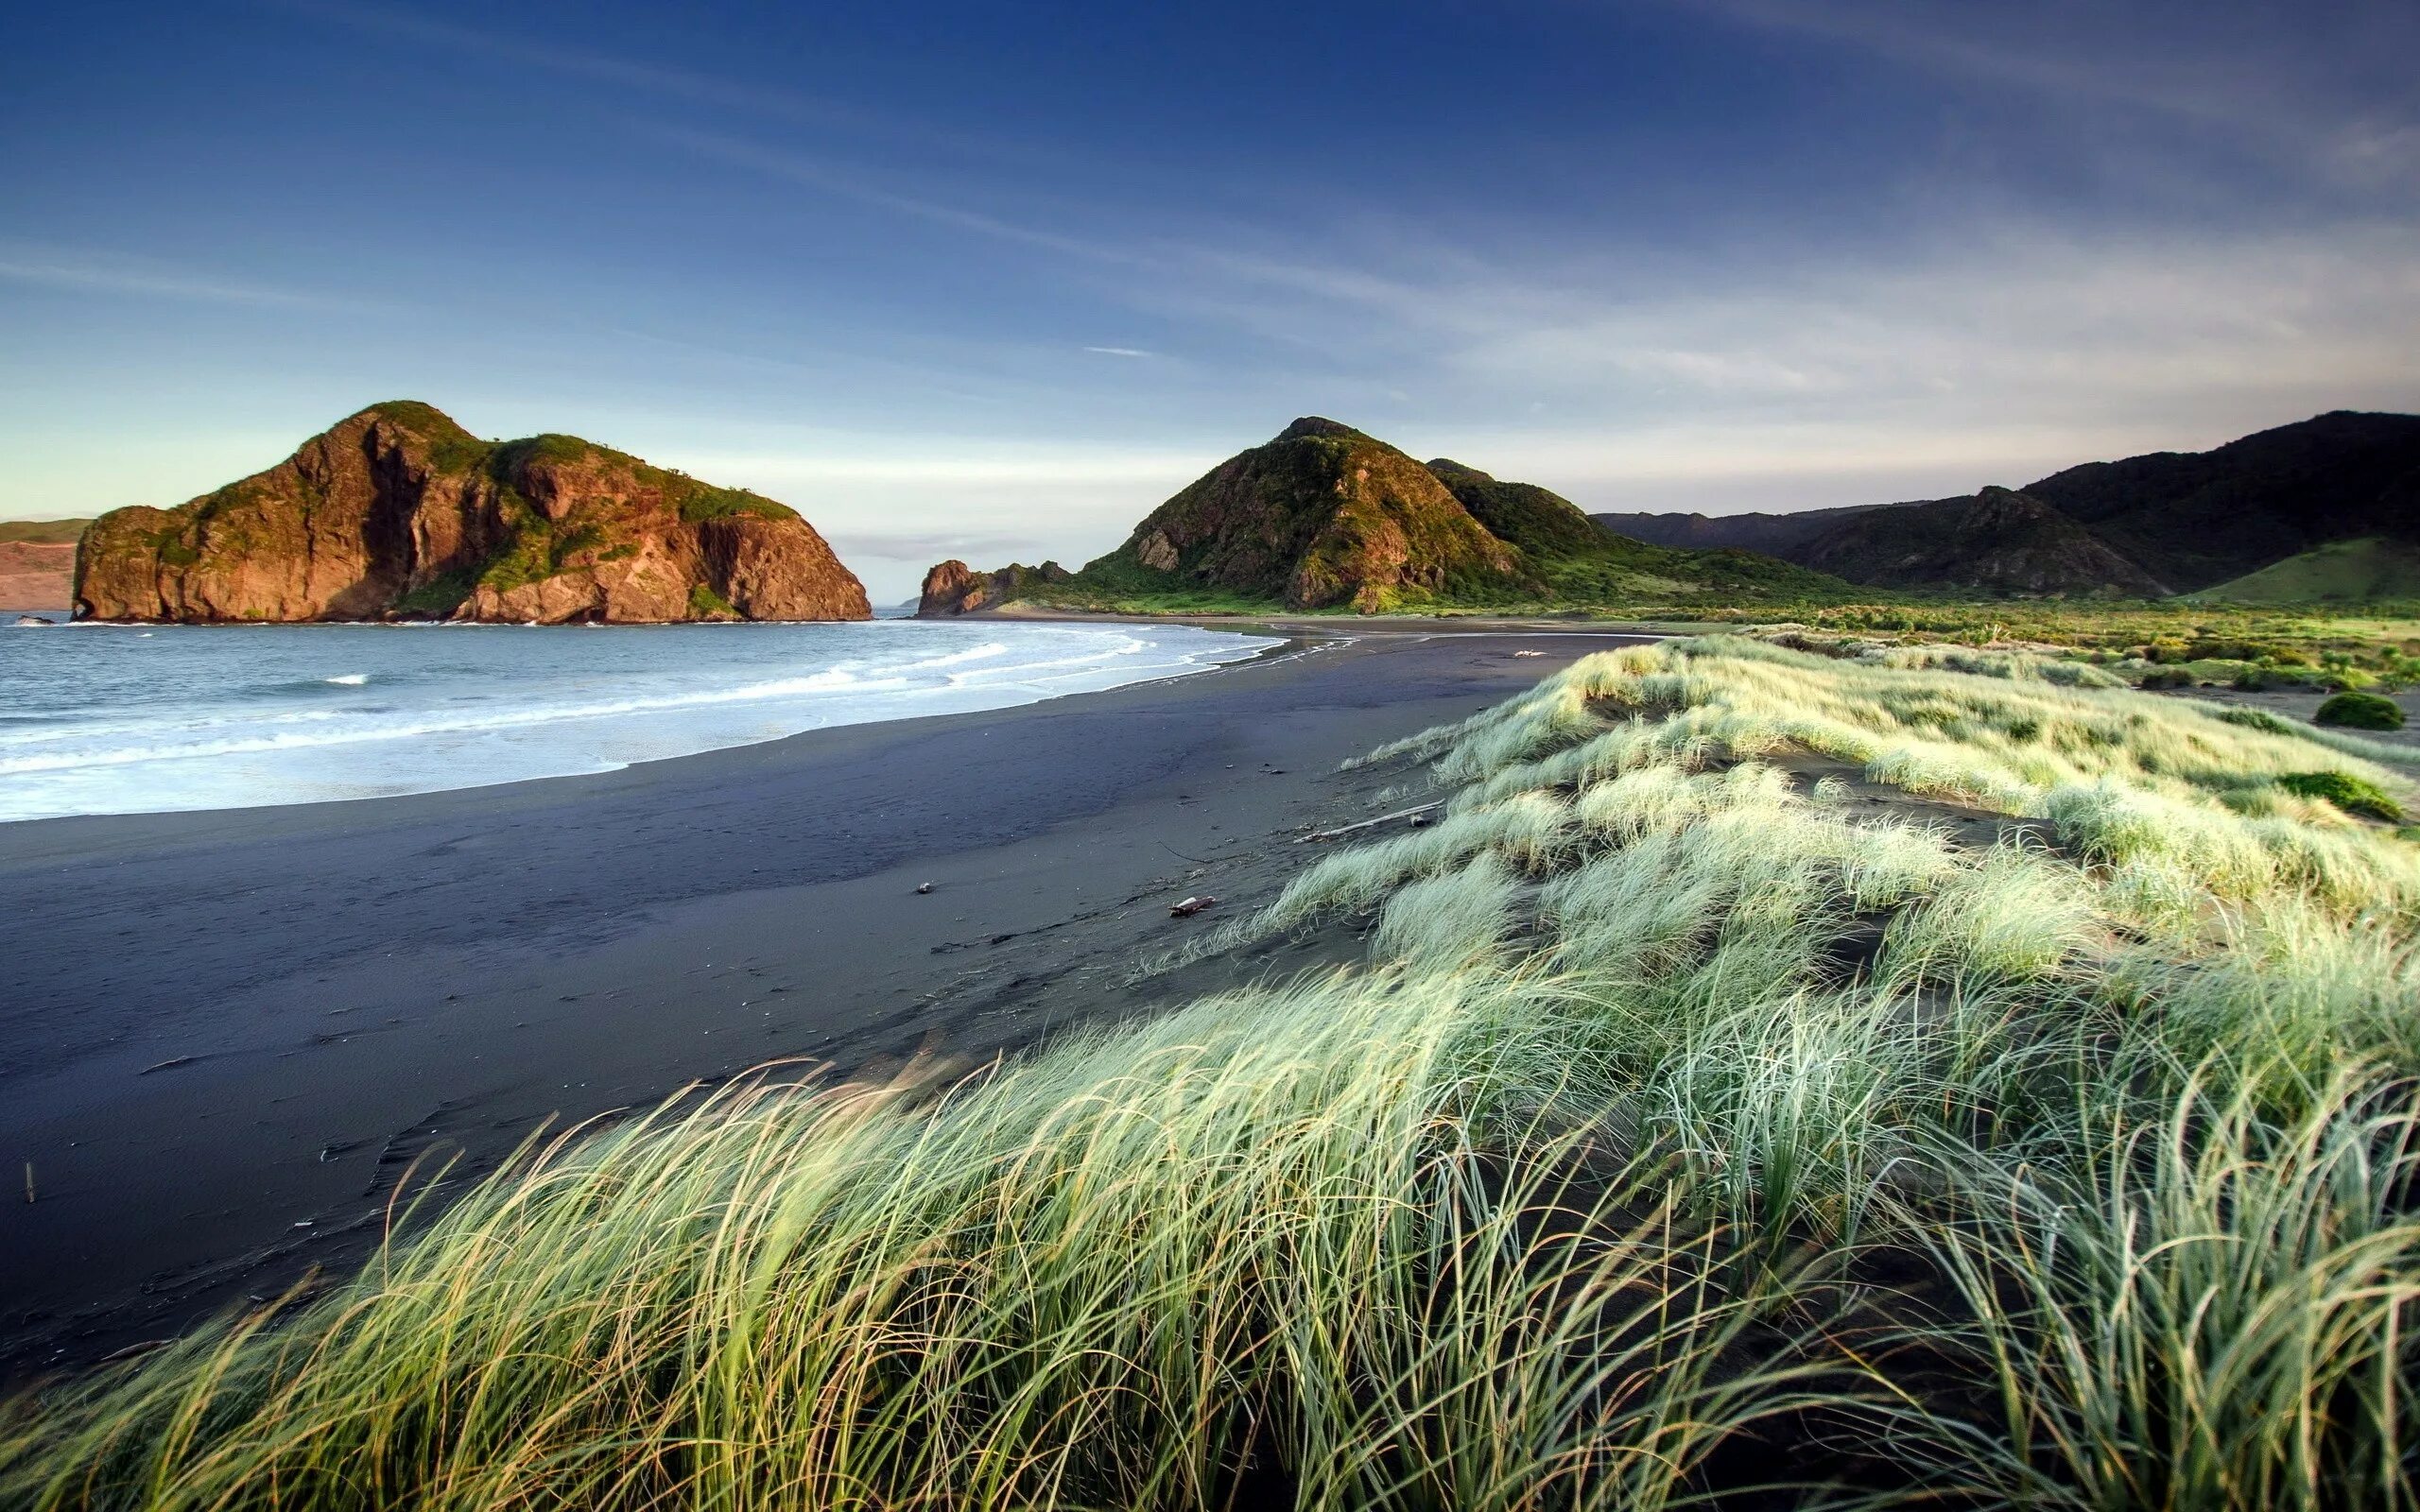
0, 627, 1647, 1380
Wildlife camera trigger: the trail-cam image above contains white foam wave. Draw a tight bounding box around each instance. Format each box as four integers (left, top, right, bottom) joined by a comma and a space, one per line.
1, 621, 1281, 819
896, 641, 1010, 671
0, 669, 904, 775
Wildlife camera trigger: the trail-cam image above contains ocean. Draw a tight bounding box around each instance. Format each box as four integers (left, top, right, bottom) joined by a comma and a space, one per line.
0, 617, 1280, 823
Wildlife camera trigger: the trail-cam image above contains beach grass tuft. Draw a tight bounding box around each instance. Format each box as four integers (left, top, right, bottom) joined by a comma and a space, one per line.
9, 637, 2420, 1508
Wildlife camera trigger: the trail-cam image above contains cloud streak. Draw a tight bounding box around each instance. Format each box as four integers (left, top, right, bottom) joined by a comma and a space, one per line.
0, 251, 353, 310
1680, 0, 2420, 191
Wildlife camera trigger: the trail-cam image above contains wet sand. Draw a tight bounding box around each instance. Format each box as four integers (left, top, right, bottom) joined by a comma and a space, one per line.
0, 627, 1648, 1381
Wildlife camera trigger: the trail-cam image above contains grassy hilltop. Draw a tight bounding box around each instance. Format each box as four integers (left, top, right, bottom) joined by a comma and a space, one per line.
9, 639, 2420, 1508
0, 520, 92, 545
949, 418, 1851, 617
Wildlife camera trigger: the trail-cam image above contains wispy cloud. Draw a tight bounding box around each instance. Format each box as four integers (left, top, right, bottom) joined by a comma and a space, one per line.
1679, 0, 2420, 191
272, 0, 1059, 169
1082, 345, 1152, 358
0, 251, 352, 310
653, 127, 1134, 266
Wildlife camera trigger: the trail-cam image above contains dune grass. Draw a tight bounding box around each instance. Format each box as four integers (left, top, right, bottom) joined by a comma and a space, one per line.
9, 637, 2420, 1509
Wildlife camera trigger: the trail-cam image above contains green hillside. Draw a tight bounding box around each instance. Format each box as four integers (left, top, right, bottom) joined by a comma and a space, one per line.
2190, 537, 2420, 605
0, 518, 91, 544
1422, 458, 1846, 604
991, 422, 1856, 617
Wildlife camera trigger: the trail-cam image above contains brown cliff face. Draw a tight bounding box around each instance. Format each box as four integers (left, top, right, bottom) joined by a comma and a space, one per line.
73, 402, 871, 624
1091, 418, 1526, 612
916, 558, 1073, 616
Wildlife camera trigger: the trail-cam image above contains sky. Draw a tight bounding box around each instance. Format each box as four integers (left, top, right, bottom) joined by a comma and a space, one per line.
4, 0, 2417, 602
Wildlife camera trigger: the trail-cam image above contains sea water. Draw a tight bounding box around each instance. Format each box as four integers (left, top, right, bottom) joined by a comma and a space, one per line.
0, 618, 1280, 822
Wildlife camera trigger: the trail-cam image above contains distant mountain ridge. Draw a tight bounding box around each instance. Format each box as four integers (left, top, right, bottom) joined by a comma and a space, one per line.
922, 417, 1846, 615
0, 519, 92, 545
0, 520, 89, 608
76, 403, 871, 624
1791, 487, 2169, 597
1587, 502, 1881, 557
1593, 411, 2420, 597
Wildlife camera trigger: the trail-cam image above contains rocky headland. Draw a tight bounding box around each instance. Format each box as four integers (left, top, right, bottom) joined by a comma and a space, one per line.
917, 558, 1074, 617
74, 402, 870, 624
918, 417, 1844, 615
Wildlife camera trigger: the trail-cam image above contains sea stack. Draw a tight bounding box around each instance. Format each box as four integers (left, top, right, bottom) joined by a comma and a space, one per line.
917, 559, 1073, 617
74, 402, 872, 624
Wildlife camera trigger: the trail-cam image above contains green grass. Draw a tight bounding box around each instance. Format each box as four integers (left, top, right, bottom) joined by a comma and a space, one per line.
2275, 769, 2405, 820
10, 641, 2420, 1508
1724, 605, 2420, 692
2192, 536, 2420, 606
392, 569, 476, 618
687, 582, 737, 617
0, 519, 90, 544
2317, 689, 2408, 730
667, 478, 799, 524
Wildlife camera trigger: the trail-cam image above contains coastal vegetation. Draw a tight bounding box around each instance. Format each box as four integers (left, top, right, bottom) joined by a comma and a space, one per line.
1691, 602, 2420, 694
2193, 537, 2420, 606
2318, 690, 2409, 730
0, 520, 91, 545
923, 407, 2420, 621
934, 417, 1856, 618
9, 638, 2419, 1507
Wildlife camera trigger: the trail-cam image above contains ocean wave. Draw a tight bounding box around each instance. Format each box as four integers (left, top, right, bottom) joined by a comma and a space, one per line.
1, 622, 1283, 818
942, 637, 1150, 684
895, 641, 1010, 671
0, 669, 911, 775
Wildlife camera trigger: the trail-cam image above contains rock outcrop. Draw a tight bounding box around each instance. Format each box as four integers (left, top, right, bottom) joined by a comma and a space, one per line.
912, 419, 1847, 614
1087, 418, 1527, 612
916, 559, 1072, 617
74, 403, 871, 624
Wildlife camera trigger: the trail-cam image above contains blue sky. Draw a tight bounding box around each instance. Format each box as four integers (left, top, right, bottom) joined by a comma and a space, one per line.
5, 0, 2416, 600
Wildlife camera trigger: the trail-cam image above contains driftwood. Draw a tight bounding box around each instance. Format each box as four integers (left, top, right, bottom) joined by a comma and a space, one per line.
97, 1339, 175, 1365
1169, 896, 1218, 918
1297, 802, 1443, 843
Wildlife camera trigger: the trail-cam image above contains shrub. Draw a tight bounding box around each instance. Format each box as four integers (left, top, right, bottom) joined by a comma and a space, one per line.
2315, 691, 2406, 730
2274, 771, 2405, 822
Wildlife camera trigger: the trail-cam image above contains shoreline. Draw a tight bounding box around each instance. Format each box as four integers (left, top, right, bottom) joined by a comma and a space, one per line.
0, 627, 1651, 1380
0, 617, 1292, 828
